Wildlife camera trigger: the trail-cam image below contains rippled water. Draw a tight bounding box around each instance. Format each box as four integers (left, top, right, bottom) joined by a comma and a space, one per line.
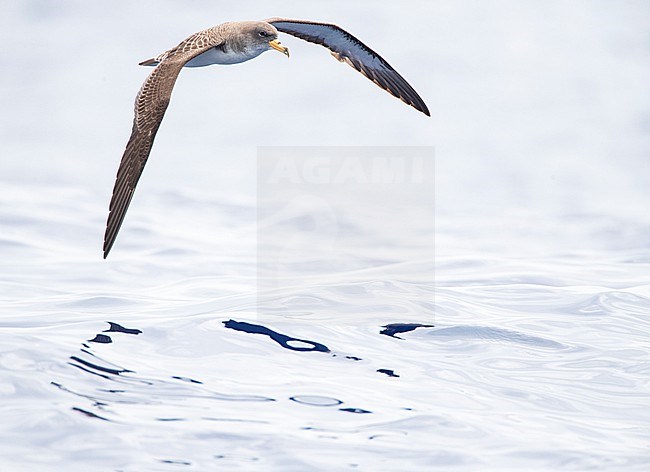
3, 180, 649, 471
2, 1, 650, 471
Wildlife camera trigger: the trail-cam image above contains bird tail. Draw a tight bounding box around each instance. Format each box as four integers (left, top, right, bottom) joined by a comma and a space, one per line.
139, 58, 159, 66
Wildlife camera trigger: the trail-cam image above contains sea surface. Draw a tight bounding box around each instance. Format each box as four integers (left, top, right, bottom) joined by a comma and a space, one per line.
1, 1, 649, 471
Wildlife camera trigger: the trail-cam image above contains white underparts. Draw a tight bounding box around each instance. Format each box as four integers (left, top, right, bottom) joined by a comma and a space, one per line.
185, 46, 267, 67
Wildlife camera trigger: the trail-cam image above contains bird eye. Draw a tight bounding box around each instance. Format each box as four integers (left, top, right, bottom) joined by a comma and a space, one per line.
258, 31, 268, 37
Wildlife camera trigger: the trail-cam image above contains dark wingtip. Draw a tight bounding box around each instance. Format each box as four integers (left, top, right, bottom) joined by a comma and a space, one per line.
102, 228, 114, 259
411, 98, 430, 117
103, 226, 118, 258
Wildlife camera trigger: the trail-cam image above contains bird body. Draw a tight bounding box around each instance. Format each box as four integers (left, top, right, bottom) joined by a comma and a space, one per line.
139, 21, 285, 67
103, 18, 429, 258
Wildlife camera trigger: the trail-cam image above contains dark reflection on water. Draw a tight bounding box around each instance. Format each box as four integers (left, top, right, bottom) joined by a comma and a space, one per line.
87, 321, 142, 345
339, 407, 372, 414
160, 459, 191, 465
71, 406, 109, 421
345, 355, 363, 361
171, 376, 203, 384
380, 323, 434, 339
104, 322, 142, 335
56, 322, 282, 417
69, 353, 132, 377
88, 334, 112, 344
223, 319, 330, 353
377, 369, 400, 378
53, 319, 532, 434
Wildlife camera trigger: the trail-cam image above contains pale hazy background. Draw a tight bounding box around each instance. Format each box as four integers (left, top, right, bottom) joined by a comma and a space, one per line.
2, 0, 648, 261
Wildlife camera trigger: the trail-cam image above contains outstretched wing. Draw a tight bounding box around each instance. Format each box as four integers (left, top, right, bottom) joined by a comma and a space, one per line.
264, 18, 429, 116
103, 32, 222, 258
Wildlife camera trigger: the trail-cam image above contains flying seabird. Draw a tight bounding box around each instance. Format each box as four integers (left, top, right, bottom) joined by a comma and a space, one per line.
103, 18, 430, 258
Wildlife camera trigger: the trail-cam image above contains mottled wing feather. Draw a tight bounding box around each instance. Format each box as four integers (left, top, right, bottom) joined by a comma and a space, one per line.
264, 18, 429, 116
139, 30, 219, 66
103, 32, 222, 258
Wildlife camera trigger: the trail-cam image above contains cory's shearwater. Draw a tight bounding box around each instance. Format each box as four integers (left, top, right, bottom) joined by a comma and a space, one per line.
103, 18, 430, 258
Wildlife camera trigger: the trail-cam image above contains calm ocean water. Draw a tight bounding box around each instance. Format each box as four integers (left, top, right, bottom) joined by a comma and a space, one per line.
2, 1, 649, 471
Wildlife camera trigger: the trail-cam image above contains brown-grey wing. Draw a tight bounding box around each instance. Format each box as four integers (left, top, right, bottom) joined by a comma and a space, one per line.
264, 18, 429, 116
103, 33, 222, 258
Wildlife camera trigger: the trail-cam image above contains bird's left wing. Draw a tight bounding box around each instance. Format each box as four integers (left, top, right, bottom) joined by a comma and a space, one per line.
264, 18, 429, 116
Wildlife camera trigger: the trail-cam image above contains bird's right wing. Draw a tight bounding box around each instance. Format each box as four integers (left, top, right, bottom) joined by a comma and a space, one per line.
103, 30, 223, 258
